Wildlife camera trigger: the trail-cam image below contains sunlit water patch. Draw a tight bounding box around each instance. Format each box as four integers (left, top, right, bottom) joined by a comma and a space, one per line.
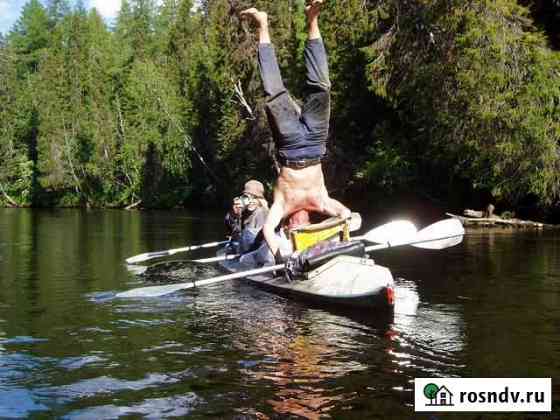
63, 393, 201, 419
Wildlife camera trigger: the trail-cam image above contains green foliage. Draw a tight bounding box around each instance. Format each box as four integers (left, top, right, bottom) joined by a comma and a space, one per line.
121, 58, 190, 206
0, 39, 36, 207
0, 0, 559, 213
8, 0, 50, 76
366, 0, 560, 206
355, 122, 412, 193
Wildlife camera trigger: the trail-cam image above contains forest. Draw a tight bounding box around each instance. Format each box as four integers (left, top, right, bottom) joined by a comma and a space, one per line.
1, 0, 559, 219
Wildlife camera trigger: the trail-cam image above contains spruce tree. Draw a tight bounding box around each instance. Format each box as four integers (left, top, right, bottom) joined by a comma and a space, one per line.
8, 0, 50, 76
46, 0, 71, 27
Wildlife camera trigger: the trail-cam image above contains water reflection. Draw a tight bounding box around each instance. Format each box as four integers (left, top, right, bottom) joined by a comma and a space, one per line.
64, 394, 200, 419
237, 328, 363, 415
235, 309, 379, 418
103, 270, 466, 419
38, 371, 191, 401
1, 209, 559, 418
0, 388, 49, 418
202, 281, 425, 419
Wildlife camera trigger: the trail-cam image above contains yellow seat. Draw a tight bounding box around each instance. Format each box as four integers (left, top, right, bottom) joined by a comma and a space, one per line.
289, 216, 351, 252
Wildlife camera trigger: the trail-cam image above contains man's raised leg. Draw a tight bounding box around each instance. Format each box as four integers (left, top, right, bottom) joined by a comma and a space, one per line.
241, 8, 284, 98
243, 6, 305, 157
301, 0, 331, 143
304, 0, 330, 91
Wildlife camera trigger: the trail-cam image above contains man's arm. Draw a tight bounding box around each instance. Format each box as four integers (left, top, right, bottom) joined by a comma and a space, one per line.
263, 201, 284, 258
321, 196, 351, 219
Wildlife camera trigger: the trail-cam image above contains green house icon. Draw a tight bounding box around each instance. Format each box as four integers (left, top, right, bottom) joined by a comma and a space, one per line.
424, 383, 454, 406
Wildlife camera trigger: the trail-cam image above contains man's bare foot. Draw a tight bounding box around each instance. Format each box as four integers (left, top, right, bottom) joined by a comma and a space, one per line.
240, 8, 268, 28
305, 0, 323, 21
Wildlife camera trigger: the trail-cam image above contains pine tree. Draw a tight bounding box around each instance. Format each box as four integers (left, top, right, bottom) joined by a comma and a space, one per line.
154, 0, 182, 56
32, 7, 122, 206
46, 0, 71, 27
72, 9, 122, 205
114, 0, 158, 59
8, 0, 50, 76
35, 12, 84, 203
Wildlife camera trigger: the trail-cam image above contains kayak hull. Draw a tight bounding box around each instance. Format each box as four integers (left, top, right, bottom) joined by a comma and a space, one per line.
220, 253, 395, 310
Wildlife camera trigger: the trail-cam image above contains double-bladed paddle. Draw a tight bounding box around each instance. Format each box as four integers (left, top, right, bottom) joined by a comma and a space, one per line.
188, 220, 417, 264
126, 213, 363, 265
116, 218, 464, 299
126, 213, 362, 265
126, 240, 229, 265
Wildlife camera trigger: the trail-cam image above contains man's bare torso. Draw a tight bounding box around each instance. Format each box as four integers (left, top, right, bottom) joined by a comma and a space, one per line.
262, 163, 349, 255
274, 164, 328, 217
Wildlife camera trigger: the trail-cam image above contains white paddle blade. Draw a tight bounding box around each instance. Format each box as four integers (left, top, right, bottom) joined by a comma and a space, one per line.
125, 241, 229, 265
117, 281, 197, 298
413, 219, 465, 249
348, 213, 362, 232
362, 220, 418, 245
126, 251, 169, 265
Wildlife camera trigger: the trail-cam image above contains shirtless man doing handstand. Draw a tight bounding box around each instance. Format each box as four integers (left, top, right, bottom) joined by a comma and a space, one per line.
242, 0, 350, 258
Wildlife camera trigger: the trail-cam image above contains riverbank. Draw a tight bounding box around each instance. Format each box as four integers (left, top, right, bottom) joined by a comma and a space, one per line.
3, 189, 559, 227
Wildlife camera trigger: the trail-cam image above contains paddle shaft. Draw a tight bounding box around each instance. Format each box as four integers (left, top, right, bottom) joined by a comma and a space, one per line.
193, 232, 458, 264
192, 221, 418, 264
169, 240, 229, 254
127, 213, 365, 265
126, 240, 229, 264
192, 254, 240, 263
117, 263, 284, 298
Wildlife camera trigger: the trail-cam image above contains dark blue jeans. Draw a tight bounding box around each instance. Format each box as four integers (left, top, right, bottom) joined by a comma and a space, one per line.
258, 39, 331, 162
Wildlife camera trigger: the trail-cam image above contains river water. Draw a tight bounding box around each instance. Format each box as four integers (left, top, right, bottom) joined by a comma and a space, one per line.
0, 208, 558, 419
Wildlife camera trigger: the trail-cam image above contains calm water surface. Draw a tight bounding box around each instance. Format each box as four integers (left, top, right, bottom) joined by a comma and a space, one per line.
0, 208, 558, 419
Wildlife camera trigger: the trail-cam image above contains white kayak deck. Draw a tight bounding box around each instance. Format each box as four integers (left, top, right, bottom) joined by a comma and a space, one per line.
221, 254, 395, 308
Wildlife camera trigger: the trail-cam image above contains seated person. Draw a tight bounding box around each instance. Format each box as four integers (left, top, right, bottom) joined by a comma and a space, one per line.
237, 180, 269, 253
240, 180, 268, 230
225, 196, 243, 242
225, 179, 268, 253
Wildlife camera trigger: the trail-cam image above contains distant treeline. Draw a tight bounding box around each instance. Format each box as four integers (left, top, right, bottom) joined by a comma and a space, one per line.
1, 0, 559, 214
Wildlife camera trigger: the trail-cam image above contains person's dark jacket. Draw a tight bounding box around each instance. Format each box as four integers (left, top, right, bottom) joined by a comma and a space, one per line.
225, 211, 242, 241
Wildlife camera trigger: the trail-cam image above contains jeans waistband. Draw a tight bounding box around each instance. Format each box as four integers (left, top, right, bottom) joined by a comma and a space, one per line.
278, 156, 322, 169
